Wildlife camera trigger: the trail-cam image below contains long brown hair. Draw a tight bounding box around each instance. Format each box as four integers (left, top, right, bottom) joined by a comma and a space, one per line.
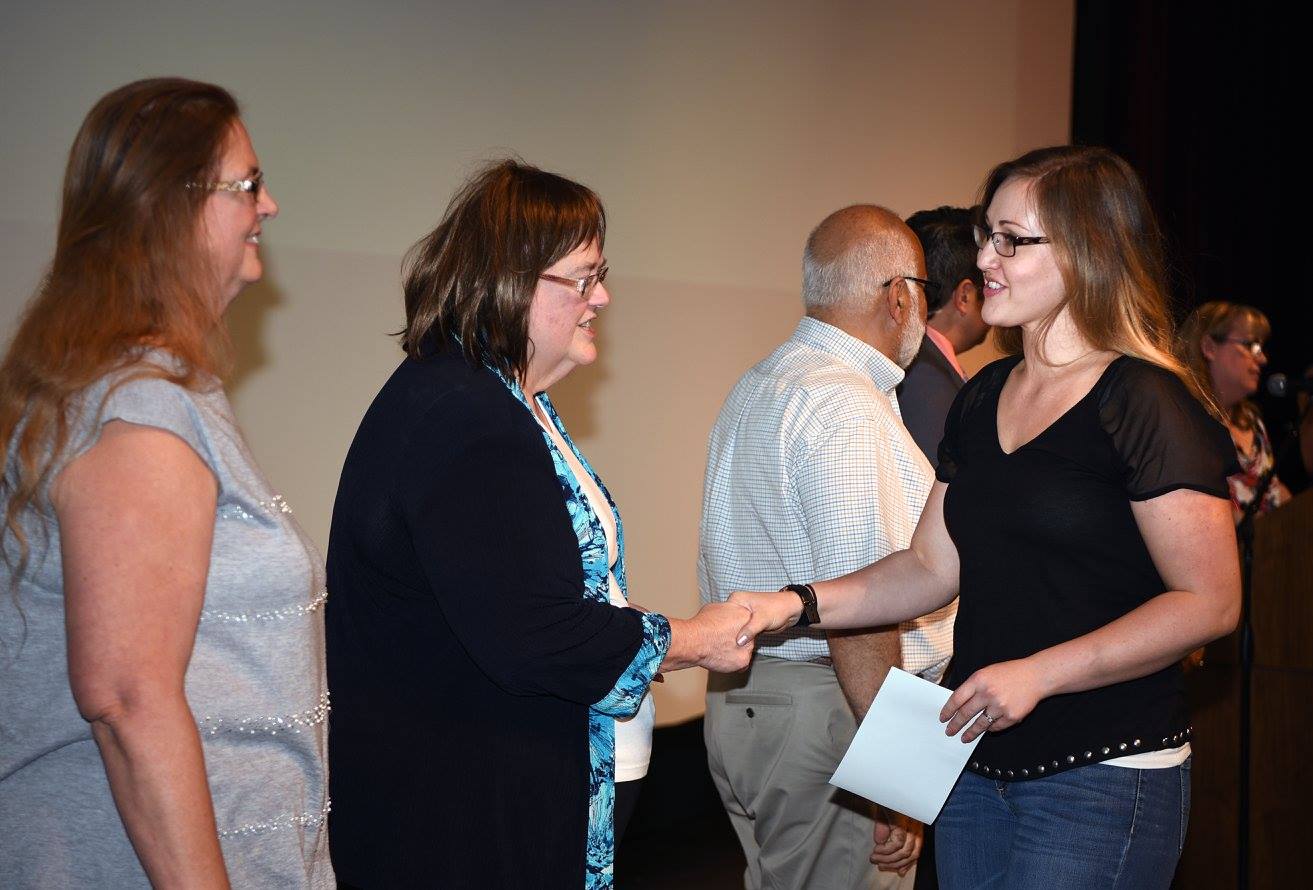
1, 78, 239, 573
401, 159, 606, 381
1177, 301, 1271, 428
979, 146, 1210, 407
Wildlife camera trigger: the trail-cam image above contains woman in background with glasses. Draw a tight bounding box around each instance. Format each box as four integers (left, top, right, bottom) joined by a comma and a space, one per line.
729, 146, 1241, 888
1179, 301, 1291, 520
0, 79, 332, 887
324, 159, 753, 890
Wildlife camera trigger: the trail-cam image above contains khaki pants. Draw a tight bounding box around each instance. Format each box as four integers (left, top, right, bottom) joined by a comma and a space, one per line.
705, 656, 915, 890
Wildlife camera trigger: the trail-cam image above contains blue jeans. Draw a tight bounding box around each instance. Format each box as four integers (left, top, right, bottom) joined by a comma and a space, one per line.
936, 759, 1190, 889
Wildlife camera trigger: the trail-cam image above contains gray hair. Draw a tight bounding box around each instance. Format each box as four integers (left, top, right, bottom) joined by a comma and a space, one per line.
800, 205, 912, 312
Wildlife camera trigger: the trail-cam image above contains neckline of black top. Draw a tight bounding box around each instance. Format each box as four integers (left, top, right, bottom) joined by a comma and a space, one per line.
993, 354, 1130, 457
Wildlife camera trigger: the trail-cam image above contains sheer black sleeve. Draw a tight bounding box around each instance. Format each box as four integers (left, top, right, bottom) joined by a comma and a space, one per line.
936, 357, 1018, 484
935, 386, 964, 483
1098, 358, 1240, 501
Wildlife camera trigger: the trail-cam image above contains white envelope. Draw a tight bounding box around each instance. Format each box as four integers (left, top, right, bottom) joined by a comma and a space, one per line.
829, 667, 982, 824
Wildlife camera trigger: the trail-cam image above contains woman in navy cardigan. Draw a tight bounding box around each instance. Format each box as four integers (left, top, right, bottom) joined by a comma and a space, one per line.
325, 160, 752, 889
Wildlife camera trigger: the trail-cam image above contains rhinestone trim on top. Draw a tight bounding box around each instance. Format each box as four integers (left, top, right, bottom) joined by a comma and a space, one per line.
200, 587, 327, 623
218, 495, 294, 522
262, 495, 293, 515
198, 691, 330, 737
217, 798, 331, 839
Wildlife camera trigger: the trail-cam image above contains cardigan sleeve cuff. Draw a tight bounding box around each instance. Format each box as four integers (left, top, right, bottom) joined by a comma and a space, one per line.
592, 612, 671, 718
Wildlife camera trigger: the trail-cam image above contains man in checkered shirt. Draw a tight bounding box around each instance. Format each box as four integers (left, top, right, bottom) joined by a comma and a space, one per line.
698, 205, 957, 890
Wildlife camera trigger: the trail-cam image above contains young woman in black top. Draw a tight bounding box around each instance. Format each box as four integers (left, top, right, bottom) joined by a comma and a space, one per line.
731, 146, 1240, 888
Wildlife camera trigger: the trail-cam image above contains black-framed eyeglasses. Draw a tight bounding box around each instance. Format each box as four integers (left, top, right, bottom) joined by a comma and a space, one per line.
882, 275, 942, 303
187, 170, 265, 198
540, 263, 609, 298
1210, 335, 1265, 358
973, 226, 1050, 257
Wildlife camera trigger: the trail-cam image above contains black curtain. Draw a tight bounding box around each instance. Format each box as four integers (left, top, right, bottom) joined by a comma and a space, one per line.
1072, 1, 1309, 487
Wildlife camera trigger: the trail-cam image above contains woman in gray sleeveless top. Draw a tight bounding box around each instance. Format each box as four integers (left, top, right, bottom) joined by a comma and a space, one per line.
0, 79, 332, 888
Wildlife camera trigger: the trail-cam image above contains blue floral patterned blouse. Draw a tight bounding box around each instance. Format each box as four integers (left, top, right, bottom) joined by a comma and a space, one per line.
500, 376, 672, 889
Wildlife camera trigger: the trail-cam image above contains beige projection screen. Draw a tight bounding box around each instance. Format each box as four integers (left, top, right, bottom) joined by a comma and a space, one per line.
0, 0, 1072, 723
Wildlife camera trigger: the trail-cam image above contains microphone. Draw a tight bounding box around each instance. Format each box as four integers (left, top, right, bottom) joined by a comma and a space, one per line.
1266, 373, 1313, 397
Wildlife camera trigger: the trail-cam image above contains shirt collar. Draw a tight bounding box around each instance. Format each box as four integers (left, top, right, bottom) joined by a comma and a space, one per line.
792, 316, 905, 393
923, 325, 967, 380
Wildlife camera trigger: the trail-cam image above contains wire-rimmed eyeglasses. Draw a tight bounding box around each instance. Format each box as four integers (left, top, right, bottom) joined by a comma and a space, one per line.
540, 264, 609, 298
882, 275, 942, 303
187, 170, 265, 198
1210, 335, 1266, 358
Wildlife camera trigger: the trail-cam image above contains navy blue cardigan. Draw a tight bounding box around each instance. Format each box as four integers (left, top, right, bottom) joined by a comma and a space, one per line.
325, 342, 647, 888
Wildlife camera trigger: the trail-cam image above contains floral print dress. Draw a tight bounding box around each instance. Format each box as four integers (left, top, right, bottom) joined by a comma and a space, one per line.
500, 375, 671, 889
1228, 415, 1286, 518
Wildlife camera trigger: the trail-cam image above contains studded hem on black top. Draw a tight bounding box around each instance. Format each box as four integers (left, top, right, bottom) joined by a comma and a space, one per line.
967, 725, 1193, 781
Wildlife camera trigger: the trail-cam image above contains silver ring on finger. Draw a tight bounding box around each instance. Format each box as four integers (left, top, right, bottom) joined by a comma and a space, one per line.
984, 711, 997, 726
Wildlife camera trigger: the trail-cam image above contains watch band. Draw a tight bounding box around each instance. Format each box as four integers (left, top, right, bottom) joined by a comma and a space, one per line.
780, 583, 820, 628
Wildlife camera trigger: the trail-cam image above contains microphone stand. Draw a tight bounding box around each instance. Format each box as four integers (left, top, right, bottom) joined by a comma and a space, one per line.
1233, 401, 1306, 890
1234, 475, 1267, 890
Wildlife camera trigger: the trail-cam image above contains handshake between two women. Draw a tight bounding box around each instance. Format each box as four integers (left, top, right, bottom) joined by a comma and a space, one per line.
656, 591, 803, 674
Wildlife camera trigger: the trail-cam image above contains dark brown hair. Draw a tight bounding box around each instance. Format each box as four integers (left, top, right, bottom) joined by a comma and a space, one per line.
905, 205, 983, 314
400, 159, 606, 381
1, 77, 239, 576
979, 146, 1208, 407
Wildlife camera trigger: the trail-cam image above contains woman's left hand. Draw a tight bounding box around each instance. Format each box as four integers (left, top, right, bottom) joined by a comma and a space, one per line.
939, 658, 1048, 742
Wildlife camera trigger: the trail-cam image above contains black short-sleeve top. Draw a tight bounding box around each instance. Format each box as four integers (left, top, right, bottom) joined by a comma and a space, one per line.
936, 354, 1238, 780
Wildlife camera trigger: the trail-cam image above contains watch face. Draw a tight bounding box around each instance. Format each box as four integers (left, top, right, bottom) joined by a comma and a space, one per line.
785, 584, 819, 627
803, 592, 820, 625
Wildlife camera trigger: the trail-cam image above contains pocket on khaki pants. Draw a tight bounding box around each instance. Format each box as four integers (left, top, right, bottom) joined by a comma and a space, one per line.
712, 691, 796, 813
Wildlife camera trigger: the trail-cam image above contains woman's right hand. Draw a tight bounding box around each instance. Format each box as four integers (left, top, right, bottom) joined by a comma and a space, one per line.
696, 601, 763, 672
728, 589, 804, 639
661, 601, 757, 673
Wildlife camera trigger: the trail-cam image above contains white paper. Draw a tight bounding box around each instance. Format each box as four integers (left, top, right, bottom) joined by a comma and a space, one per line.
829, 667, 981, 824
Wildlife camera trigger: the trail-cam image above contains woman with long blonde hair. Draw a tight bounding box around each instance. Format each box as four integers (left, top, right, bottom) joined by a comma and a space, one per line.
1179, 301, 1290, 520
0, 79, 332, 888
729, 146, 1241, 888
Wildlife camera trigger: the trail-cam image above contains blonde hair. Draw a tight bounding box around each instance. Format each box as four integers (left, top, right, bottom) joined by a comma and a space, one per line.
1177, 301, 1271, 428
979, 146, 1214, 412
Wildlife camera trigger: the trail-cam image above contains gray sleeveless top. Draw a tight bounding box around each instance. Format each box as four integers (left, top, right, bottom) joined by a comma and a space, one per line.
0, 359, 333, 888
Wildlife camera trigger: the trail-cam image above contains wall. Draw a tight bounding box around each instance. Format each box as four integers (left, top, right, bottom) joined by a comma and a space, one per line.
0, 0, 1073, 723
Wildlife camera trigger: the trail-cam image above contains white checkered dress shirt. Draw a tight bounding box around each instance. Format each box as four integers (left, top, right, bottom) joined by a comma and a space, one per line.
698, 317, 955, 680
